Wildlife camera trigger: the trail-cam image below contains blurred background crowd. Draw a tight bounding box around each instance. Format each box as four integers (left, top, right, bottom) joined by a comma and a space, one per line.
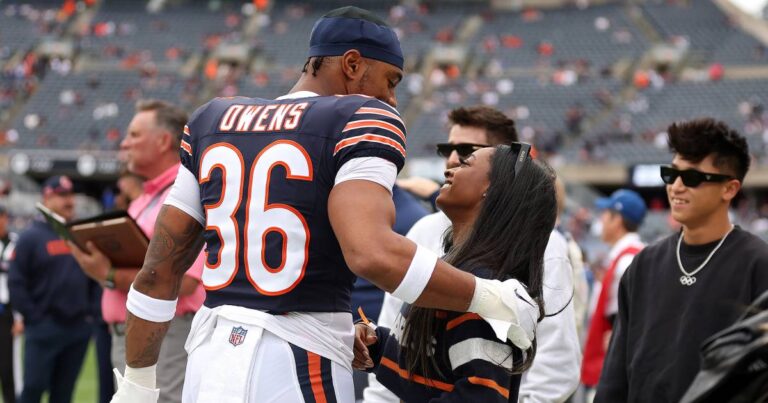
1, 0, 768, 401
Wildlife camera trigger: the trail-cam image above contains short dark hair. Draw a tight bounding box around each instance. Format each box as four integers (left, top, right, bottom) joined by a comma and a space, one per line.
135, 99, 188, 149
610, 210, 639, 233
448, 106, 518, 145
667, 118, 750, 182
302, 56, 328, 77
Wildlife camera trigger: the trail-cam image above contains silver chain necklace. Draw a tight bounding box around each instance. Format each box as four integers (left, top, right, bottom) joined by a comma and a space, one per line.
676, 225, 734, 286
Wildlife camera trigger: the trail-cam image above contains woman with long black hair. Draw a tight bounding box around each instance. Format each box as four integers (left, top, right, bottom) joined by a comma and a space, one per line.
353, 143, 558, 402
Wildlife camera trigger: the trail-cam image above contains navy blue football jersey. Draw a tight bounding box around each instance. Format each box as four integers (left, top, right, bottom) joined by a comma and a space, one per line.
180, 94, 406, 313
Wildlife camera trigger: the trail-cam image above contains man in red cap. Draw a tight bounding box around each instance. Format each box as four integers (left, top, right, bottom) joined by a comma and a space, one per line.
8, 175, 100, 403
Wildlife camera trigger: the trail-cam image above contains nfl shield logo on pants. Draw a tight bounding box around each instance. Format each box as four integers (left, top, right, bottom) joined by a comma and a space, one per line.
229, 326, 247, 347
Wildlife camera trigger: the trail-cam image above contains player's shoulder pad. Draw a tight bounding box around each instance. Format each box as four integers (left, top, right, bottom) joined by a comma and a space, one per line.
336, 95, 401, 116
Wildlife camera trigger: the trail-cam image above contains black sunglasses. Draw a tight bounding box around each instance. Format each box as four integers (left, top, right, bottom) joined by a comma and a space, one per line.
436, 143, 490, 159
660, 166, 735, 187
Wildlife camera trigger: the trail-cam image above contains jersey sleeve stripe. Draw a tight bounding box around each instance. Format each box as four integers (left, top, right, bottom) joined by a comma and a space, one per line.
448, 338, 514, 371
343, 120, 406, 143
355, 107, 405, 127
180, 140, 192, 156
334, 134, 406, 158
183, 125, 190, 136
380, 357, 455, 392
467, 376, 510, 399
446, 313, 483, 330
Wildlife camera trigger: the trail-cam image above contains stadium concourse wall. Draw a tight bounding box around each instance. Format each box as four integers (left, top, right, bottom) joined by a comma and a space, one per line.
4, 151, 768, 189
401, 156, 768, 189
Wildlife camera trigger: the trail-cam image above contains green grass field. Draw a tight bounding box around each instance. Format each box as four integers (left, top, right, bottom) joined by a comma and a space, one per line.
72, 342, 99, 403
29, 341, 99, 403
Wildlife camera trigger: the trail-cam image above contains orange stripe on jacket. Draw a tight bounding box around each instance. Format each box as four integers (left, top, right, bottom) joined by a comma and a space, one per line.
334, 134, 406, 158
445, 313, 483, 330
307, 352, 327, 403
380, 357, 454, 392
343, 120, 405, 142
183, 125, 190, 136
468, 376, 510, 399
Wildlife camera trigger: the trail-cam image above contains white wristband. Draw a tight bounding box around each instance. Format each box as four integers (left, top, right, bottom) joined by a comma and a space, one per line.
126, 285, 178, 323
391, 244, 438, 304
124, 364, 157, 389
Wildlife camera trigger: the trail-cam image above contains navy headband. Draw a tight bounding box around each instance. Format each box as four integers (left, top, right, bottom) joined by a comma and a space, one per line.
308, 7, 404, 70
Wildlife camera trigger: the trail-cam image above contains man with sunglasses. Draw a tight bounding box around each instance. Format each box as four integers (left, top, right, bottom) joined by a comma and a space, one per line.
396, 107, 504, 210
365, 106, 581, 403
596, 118, 768, 403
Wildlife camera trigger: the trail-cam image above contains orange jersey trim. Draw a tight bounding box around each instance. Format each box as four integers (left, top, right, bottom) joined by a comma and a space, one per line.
355, 107, 405, 127
180, 140, 192, 156
380, 357, 455, 392
334, 134, 406, 158
343, 120, 405, 142
445, 313, 482, 330
468, 376, 510, 399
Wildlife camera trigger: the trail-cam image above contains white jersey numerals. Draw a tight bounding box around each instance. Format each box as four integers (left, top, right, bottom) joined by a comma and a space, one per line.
199, 140, 313, 295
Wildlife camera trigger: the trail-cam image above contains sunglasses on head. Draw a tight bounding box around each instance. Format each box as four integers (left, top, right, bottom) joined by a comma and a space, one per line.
436, 143, 490, 159
509, 142, 532, 178
660, 166, 735, 187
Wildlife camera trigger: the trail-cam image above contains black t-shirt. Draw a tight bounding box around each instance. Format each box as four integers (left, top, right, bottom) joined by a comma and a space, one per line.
595, 226, 768, 403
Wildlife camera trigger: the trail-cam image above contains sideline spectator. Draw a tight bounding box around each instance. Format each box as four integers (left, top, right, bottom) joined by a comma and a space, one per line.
69, 100, 206, 403
0, 206, 20, 403
582, 189, 646, 399
9, 176, 99, 403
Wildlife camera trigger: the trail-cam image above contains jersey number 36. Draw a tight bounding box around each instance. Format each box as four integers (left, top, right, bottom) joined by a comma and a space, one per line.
199, 140, 313, 295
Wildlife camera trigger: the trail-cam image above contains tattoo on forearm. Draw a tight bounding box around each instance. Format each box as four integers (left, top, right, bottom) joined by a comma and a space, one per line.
134, 206, 205, 297
125, 312, 170, 368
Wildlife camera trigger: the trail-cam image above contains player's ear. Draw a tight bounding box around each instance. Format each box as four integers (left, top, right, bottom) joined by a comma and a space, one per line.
341, 50, 365, 81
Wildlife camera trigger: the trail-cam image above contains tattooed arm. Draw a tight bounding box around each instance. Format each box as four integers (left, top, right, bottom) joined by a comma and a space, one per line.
124, 205, 205, 368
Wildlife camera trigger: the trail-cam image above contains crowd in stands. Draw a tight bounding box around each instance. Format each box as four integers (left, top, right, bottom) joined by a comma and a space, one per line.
1, 0, 768, 235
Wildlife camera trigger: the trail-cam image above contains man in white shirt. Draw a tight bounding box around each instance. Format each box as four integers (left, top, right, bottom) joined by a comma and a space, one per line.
365, 106, 581, 403
581, 189, 646, 392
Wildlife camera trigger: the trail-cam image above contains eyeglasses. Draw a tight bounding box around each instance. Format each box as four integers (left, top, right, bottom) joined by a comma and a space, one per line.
436, 143, 490, 159
660, 166, 735, 187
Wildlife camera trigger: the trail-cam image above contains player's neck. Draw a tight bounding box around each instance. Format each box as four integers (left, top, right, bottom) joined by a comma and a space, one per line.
682, 212, 733, 245
289, 74, 343, 97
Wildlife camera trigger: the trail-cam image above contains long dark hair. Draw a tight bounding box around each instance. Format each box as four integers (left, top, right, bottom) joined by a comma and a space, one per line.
401, 145, 557, 377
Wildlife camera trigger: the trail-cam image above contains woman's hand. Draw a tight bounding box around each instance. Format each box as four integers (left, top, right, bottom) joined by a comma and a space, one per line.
353, 323, 378, 371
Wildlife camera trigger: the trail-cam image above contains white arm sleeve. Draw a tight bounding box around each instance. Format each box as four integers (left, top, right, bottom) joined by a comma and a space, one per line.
519, 231, 581, 403
164, 165, 205, 225
334, 157, 397, 194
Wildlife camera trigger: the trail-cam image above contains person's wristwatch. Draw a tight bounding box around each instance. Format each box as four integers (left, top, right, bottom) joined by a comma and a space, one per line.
103, 266, 116, 289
